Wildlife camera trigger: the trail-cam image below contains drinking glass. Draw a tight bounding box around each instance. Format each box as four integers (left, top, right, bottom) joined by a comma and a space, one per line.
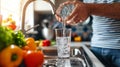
57, 58, 71, 67
55, 28, 71, 59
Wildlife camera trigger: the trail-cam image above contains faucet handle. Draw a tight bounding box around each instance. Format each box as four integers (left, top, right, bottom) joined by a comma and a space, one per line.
25, 24, 40, 33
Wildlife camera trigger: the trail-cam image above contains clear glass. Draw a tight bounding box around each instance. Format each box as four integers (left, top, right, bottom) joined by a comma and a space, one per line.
57, 58, 71, 67
55, 28, 71, 58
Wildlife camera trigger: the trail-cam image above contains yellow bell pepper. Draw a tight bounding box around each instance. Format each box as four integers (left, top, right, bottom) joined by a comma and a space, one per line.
0, 45, 23, 67
25, 37, 37, 50
74, 36, 82, 42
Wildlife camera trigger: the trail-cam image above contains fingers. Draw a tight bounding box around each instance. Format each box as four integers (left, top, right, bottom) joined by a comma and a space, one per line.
55, 0, 86, 26
65, 1, 81, 21
55, 1, 74, 22
55, 14, 62, 22
66, 14, 76, 24
66, 1, 89, 24
62, 1, 73, 5
66, 14, 82, 25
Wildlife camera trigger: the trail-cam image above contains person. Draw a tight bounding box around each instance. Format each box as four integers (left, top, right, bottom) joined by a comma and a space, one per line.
55, 0, 120, 67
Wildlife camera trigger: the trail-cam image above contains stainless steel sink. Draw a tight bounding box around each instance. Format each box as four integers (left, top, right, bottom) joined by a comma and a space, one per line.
40, 44, 105, 67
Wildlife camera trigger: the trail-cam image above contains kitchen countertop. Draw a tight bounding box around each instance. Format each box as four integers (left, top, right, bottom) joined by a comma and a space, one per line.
41, 41, 91, 50
71, 42, 105, 67
71, 41, 91, 47
73, 43, 105, 67
41, 41, 105, 67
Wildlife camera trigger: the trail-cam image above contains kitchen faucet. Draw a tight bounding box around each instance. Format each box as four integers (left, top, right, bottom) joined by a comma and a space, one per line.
22, 0, 76, 35
21, 0, 55, 35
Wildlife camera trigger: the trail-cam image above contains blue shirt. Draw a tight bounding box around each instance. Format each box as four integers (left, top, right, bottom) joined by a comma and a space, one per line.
83, 0, 120, 49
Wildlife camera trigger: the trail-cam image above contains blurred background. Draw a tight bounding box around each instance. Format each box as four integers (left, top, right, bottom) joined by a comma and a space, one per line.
0, 0, 93, 42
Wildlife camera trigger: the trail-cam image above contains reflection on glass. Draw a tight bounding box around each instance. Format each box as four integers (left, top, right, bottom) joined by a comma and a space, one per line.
56, 57, 86, 67
57, 59, 71, 67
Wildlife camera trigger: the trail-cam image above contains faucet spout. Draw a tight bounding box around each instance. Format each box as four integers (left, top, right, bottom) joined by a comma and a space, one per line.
43, 0, 56, 14
21, 0, 36, 34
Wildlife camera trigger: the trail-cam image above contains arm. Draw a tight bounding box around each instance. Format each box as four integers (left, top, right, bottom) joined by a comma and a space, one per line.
55, 1, 120, 25
87, 3, 120, 20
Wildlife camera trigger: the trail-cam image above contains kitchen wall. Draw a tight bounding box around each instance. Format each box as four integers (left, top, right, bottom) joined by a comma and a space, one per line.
0, 0, 21, 27
28, 0, 93, 41
0, 0, 93, 41
0, 0, 34, 31
33, 13, 93, 41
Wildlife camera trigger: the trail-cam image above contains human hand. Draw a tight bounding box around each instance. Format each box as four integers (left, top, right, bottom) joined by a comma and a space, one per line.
55, 0, 89, 25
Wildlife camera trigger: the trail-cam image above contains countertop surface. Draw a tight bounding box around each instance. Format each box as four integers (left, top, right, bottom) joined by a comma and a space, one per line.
42, 41, 91, 50
71, 41, 91, 46
42, 41, 105, 67
70, 42, 105, 67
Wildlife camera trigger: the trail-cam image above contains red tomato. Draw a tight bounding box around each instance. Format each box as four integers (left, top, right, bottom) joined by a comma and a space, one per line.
24, 50, 44, 67
8, 23, 16, 30
42, 40, 51, 46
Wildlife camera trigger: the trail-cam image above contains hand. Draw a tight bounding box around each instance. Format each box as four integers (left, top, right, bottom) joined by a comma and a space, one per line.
55, 1, 89, 25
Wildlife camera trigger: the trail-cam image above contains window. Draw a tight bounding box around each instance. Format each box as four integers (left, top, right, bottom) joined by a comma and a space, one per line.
0, 0, 34, 31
